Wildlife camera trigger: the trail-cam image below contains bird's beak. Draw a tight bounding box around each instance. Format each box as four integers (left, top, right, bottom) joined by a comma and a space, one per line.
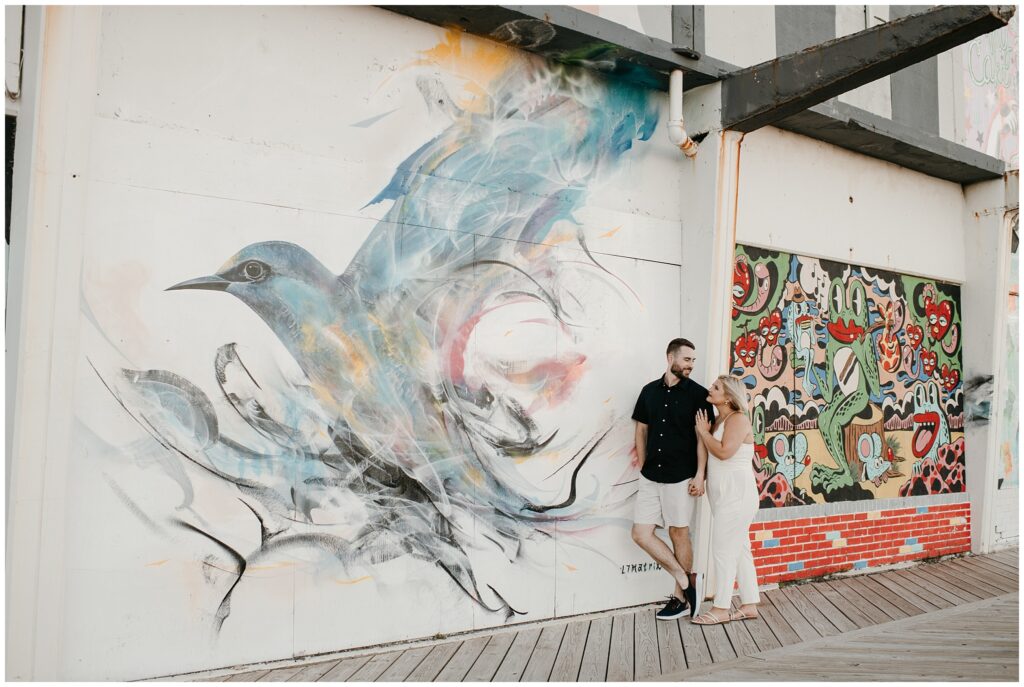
166, 275, 230, 292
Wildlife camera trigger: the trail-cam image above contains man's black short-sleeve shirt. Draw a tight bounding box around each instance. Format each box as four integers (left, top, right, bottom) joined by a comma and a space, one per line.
631, 375, 715, 484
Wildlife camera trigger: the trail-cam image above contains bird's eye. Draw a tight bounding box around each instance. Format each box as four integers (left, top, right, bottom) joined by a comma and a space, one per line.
243, 261, 266, 281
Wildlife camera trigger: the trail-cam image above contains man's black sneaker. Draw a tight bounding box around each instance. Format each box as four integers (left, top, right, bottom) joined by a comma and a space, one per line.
656, 596, 687, 621
688, 572, 705, 619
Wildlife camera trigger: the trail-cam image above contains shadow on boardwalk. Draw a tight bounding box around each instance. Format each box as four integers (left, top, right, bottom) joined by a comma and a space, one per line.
164, 548, 1019, 682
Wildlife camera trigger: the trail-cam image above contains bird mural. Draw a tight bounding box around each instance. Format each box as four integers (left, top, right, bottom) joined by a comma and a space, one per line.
91, 33, 660, 631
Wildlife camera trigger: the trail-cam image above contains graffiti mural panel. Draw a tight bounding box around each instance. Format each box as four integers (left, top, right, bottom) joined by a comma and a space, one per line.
962, 14, 1018, 167
71, 14, 683, 673
731, 245, 966, 505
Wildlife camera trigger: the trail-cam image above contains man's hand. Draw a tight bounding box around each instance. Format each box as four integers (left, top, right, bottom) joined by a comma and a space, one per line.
689, 473, 705, 497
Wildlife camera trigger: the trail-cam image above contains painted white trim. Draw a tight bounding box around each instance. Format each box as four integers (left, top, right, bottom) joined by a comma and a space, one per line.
5, 6, 103, 680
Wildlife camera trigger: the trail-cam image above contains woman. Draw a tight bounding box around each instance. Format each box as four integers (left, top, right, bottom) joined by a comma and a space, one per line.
691, 375, 760, 625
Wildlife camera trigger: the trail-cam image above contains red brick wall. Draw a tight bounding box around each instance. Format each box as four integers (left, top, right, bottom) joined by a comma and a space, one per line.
750, 502, 972, 585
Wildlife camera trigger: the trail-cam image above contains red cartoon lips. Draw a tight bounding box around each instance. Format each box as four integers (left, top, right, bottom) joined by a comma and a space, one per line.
759, 311, 782, 346
826, 317, 865, 344
940, 364, 960, 392
905, 324, 923, 349
734, 333, 760, 368
921, 350, 938, 377
925, 297, 952, 341
912, 411, 941, 457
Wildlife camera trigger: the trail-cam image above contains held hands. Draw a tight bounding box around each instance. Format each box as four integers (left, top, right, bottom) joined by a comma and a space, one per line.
695, 409, 712, 436
688, 473, 705, 497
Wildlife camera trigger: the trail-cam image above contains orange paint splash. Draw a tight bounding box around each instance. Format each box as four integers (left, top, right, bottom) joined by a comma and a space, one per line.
412, 29, 516, 112
599, 226, 622, 239
335, 575, 372, 586
145, 559, 168, 567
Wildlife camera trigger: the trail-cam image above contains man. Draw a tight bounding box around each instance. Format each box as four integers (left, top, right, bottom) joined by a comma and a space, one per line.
630, 338, 715, 620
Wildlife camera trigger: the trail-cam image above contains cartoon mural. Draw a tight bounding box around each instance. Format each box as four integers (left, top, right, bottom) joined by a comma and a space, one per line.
78, 25, 673, 648
731, 246, 966, 505
998, 219, 1019, 489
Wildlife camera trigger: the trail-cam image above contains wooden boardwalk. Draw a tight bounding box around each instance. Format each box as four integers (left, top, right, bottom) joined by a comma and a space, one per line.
177, 548, 1018, 682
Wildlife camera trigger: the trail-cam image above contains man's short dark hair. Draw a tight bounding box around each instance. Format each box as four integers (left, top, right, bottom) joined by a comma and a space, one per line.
666, 338, 696, 356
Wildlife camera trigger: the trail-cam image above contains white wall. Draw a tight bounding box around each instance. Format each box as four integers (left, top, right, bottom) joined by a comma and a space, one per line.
7, 5, 705, 681
735, 126, 966, 282
704, 5, 776, 68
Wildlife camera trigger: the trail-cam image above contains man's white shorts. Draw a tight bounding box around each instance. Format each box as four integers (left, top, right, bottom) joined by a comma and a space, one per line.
634, 474, 696, 528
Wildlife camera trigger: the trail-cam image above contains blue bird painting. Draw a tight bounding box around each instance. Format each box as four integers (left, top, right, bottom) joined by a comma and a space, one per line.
93, 31, 660, 630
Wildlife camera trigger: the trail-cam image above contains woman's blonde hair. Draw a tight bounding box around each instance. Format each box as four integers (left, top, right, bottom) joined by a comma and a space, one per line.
716, 375, 751, 416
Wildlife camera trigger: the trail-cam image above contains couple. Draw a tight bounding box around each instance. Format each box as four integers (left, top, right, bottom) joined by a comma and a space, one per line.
630, 338, 760, 625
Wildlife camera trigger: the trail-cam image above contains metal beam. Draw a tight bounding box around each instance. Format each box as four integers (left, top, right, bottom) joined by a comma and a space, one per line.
379, 5, 733, 91
722, 5, 1015, 133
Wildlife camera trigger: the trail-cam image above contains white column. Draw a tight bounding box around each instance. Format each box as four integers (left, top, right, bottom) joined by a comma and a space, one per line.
961, 177, 1013, 554
6, 6, 102, 680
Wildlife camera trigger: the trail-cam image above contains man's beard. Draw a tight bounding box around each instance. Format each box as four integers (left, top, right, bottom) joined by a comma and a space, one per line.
670, 365, 690, 379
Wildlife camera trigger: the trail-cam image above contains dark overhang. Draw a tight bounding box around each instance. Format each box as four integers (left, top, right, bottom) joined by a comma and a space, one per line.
380, 5, 1012, 185
721, 5, 1016, 133
775, 99, 1006, 185
380, 5, 733, 90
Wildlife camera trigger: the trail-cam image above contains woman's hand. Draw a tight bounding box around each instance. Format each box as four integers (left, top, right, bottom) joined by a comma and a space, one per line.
695, 409, 712, 436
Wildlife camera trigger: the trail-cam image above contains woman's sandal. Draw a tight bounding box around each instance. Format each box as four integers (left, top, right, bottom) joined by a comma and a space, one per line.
729, 609, 759, 621
691, 611, 730, 625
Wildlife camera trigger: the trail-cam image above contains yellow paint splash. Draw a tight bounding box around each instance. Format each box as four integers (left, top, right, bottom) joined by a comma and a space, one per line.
335, 575, 372, 586
145, 559, 168, 567
563, 563, 578, 572
412, 29, 516, 112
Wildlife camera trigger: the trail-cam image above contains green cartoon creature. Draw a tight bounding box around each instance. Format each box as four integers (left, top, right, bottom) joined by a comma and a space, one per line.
810, 277, 882, 499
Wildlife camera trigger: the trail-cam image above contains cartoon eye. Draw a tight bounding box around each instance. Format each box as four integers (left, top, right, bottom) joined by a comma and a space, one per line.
830, 281, 844, 314
928, 383, 939, 405
770, 325, 779, 334
243, 261, 267, 281
738, 348, 747, 358
929, 314, 937, 325
939, 316, 948, 327
850, 283, 865, 317
732, 285, 744, 298
916, 386, 927, 405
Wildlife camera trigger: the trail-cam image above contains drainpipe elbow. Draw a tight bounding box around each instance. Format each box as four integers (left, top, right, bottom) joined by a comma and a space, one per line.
667, 70, 698, 159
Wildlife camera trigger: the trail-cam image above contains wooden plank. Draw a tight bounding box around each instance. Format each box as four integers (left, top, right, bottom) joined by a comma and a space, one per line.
814, 580, 875, 628
257, 666, 304, 682
884, 569, 955, 609
656, 615, 686, 675
634, 611, 661, 680
493, 628, 542, 682
782, 585, 842, 636
968, 556, 1020, 582
605, 613, 635, 681
753, 592, 803, 645
319, 655, 372, 682
549, 620, 589, 682
988, 549, 1019, 568
843, 576, 907, 620
975, 553, 1019, 574
677, 616, 714, 668
721, 616, 759, 657
521, 624, 567, 682
869, 570, 941, 613
463, 633, 515, 682
225, 670, 270, 681
404, 642, 460, 682
347, 651, 402, 682
946, 558, 1018, 593
795, 584, 859, 632
700, 622, 737, 663
856, 574, 924, 616
911, 564, 987, 602
764, 589, 822, 641
930, 558, 1008, 597
577, 615, 612, 682
375, 647, 432, 682
285, 659, 340, 682
825, 579, 892, 624
435, 637, 489, 682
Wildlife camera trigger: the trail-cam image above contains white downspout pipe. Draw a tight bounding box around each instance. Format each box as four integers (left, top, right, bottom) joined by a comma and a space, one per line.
667, 69, 698, 158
